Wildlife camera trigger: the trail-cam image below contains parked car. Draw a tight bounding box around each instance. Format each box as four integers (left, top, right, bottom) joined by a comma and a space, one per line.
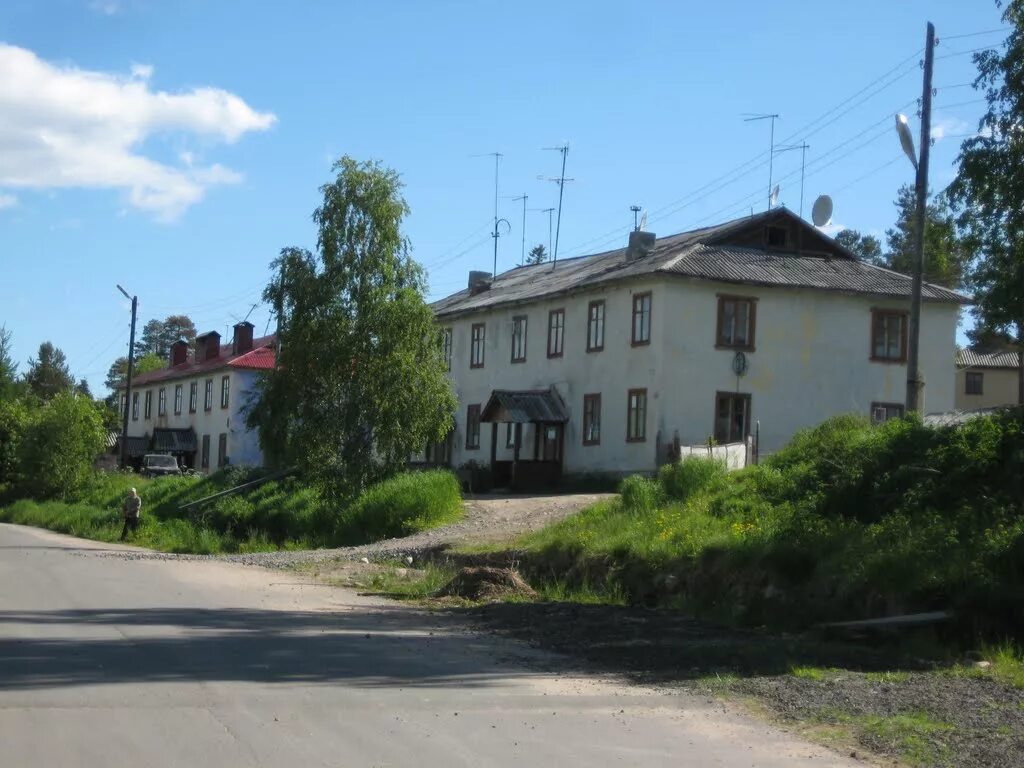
140, 454, 182, 478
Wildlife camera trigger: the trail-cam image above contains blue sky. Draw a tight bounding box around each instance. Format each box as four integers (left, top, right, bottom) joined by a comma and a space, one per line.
0, 0, 1005, 394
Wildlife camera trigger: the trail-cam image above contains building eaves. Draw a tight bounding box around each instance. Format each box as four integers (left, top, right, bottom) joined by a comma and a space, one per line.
955, 348, 1021, 369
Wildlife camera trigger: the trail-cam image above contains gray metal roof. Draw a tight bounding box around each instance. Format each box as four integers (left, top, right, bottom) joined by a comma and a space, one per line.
431, 209, 970, 318
955, 348, 1021, 369
152, 427, 198, 453
481, 388, 569, 423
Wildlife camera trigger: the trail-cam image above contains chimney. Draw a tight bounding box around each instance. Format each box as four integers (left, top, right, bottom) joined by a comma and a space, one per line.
195, 331, 221, 363
170, 339, 189, 367
468, 270, 492, 294
626, 230, 656, 260
232, 321, 254, 355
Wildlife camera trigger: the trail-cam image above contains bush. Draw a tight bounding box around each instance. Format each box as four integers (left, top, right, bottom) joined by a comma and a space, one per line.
16, 393, 106, 500
619, 475, 662, 514
658, 456, 727, 502
339, 470, 462, 542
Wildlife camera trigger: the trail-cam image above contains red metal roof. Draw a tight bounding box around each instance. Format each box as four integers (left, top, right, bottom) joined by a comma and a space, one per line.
128, 335, 276, 387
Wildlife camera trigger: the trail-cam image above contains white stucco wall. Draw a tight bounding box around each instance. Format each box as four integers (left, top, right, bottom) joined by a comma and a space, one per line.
439, 275, 960, 473
123, 367, 264, 471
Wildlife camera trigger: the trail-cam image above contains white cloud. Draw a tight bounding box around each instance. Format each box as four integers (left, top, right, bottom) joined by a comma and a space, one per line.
88, 0, 121, 15
931, 116, 971, 142
0, 193, 16, 209
0, 44, 276, 220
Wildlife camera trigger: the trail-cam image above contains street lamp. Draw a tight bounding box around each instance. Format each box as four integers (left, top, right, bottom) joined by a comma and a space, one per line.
117, 285, 138, 470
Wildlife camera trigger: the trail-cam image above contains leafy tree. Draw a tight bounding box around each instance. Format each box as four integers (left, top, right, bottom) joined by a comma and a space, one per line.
834, 229, 884, 265
525, 244, 547, 265
885, 185, 970, 287
947, 1, 1024, 404
104, 353, 166, 404
0, 397, 30, 488
0, 325, 18, 399
966, 323, 1018, 352
251, 156, 456, 500
75, 378, 92, 398
24, 342, 73, 401
17, 392, 105, 499
135, 314, 197, 358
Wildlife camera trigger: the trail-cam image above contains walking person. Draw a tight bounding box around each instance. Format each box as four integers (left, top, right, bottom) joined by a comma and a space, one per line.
121, 487, 142, 541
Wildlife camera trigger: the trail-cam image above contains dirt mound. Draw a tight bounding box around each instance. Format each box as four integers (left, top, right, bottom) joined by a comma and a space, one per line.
437, 567, 537, 601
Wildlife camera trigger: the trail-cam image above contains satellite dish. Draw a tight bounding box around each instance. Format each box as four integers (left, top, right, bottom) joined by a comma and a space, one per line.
769, 185, 780, 208
811, 195, 833, 227
895, 114, 919, 171
639, 210, 648, 231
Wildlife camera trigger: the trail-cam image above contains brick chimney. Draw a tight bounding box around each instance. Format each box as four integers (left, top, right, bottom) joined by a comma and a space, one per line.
195, 331, 221, 363
232, 321, 254, 355
468, 270, 492, 294
169, 339, 189, 367
626, 230, 656, 260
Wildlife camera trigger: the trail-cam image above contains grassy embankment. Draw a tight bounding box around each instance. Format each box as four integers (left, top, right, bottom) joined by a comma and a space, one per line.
0, 467, 462, 553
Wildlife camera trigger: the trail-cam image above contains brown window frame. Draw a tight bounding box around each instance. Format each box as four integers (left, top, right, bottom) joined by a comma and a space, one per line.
200, 434, 210, 470
871, 402, 905, 424
587, 300, 605, 352
470, 323, 486, 369
626, 388, 647, 443
173, 384, 183, 415
217, 433, 228, 468
442, 327, 453, 371
547, 308, 565, 358
465, 404, 481, 450
157, 387, 167, 417
204, 378, 214, 411
870, 309, 908, 363
510, 315, 527, 364
714, 391, 751, 444
631, 292, 652, 347
716, 294, 757, 351
143, 390, 152, 420
965, 371, 984, 395
188, 381, 198, 414
220, 375, 230, 409
131, 392, 139, 421
582, 393, 601, 446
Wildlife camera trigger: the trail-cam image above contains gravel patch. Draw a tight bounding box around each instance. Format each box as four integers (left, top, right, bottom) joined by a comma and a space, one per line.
75, 493, 611, 569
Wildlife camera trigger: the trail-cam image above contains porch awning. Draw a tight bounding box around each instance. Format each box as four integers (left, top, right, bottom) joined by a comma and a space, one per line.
480, 388, 569, 423
115, 435, 150, 458
152, 427, 198, 453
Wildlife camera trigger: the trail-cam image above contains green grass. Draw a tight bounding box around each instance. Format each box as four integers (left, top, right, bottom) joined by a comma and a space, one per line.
858, 713, 953, 767
358, 563, 459, 600
864, 670, 912, 684
945, 643, 1024, 689
0, 467, 463, 555
790, 666, 834, 681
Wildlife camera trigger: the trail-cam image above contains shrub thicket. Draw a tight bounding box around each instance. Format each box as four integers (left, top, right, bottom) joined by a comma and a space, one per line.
338, 469, 462, 542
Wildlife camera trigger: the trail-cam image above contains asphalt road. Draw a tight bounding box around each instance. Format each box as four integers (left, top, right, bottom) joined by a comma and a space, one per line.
0, 523, 855, 767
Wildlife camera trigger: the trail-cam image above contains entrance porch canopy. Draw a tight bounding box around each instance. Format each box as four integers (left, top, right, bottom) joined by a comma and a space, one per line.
479, 388, 569, 424
480, 388, 568, 491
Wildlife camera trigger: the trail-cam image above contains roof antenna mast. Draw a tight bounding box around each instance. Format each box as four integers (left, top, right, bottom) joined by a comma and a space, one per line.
510, 194, 528, 265
630, 205, 642, 231
540, 143, 572, 268
476, 151, 510, 278
743, 113, 781, 211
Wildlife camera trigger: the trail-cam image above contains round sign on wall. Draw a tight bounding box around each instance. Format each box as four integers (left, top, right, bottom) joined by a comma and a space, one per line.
732, 351, 748, 376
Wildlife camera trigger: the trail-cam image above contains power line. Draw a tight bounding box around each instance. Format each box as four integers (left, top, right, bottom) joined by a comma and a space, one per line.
935, 44, 1005, 61
941, 27, 1010, 40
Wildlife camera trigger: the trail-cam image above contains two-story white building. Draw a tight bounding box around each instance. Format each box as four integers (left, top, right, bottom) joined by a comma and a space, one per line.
427, 209, 968, 486
119, 322, 275, 472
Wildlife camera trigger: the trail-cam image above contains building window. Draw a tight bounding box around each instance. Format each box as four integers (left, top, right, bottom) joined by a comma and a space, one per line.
174, 385, 183, 415
626, 388, 647, 442
201, 434, 210, 469
221, 376, 230, 409
511, 315, 527, 363
871, 402, 905, 424
631, 292, 652, 346
204, 379, 213, 411
120, 394, 127, 419
158, 388, 166, 416
871, 309, 907, 362
587, 300, 605, 352
717, 295, 757, 349
465, 404, 481, 449
547, 309, 565, 358
506, 423, 516, 448
582, 393, 601, 446
470, 323, 486, 369
715, 392, 751, 443
965, 371, 984, 395
143, 390, 152, 420
765, 225, 788, 248
442, 327, 452, 371
189, 382, 198, 413
131, 392, 139, 421
218, 433, 228, 468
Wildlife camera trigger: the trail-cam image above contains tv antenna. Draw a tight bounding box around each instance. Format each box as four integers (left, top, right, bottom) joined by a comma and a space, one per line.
531, 206, 556, 259
474, 151, 510, 277
775, 142, 810, 218
507, 194, 528, 265
630, 205, 642, 231
743, 113, 780, 211
229, 301, 260, 325
540, 143, 571, 267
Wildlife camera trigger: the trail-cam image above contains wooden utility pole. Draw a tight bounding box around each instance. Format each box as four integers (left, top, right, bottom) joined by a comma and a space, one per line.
906, 22, 935, 414
117, 285, 138, 469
